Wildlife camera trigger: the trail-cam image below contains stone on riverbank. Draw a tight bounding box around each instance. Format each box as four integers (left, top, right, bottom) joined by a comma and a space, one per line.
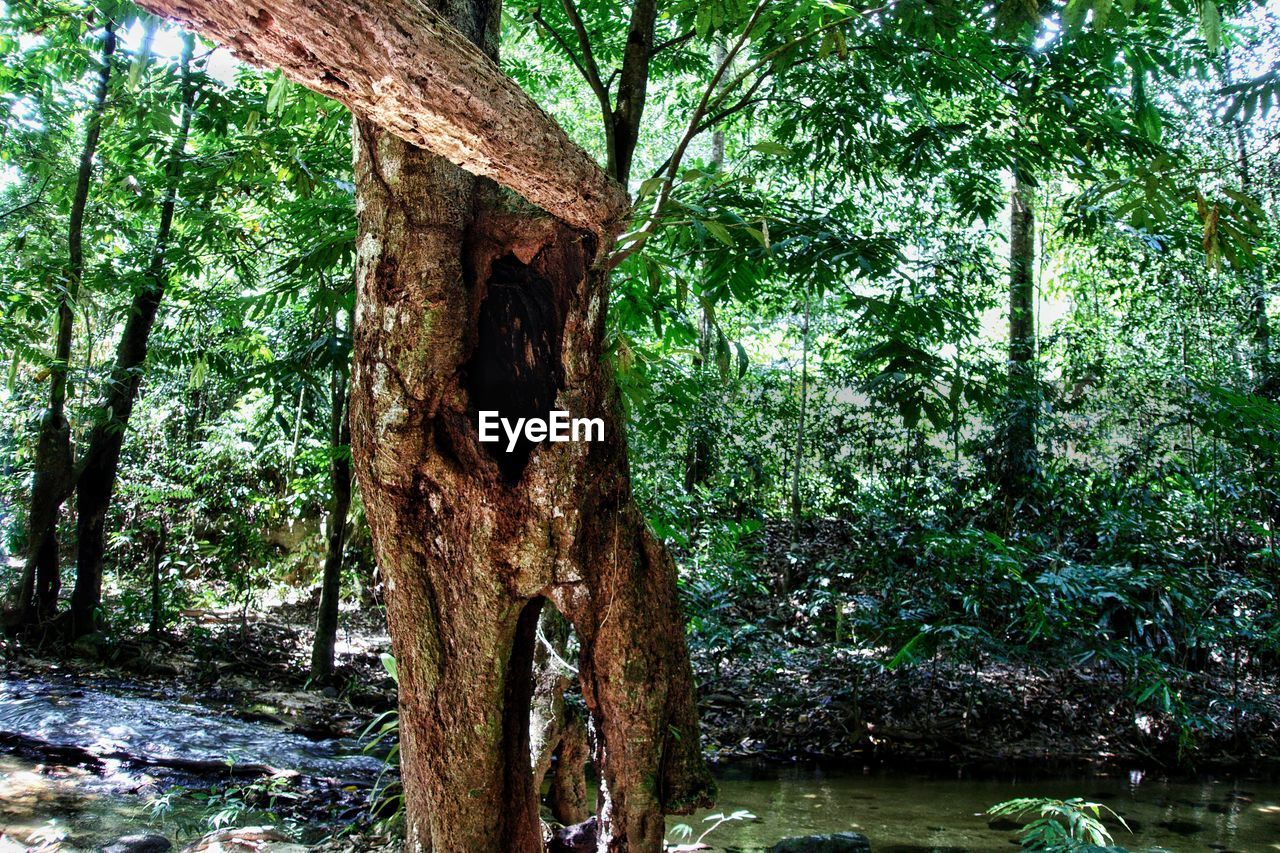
768, 832, 872, 852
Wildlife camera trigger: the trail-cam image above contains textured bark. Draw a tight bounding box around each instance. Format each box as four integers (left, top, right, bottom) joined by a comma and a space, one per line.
131, 0, 627, 234
69, 34, 195, 636
610, 0, 656, 184
137, 0, 714, 846
547, 711, 590, 825
1002, 169, 1038, 503
311, 367, 352, 683
351, 124, 713, 849
12, 24, 116, 630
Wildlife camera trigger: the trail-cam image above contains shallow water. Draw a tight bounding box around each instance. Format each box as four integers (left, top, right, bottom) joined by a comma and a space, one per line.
675, 763, 1280, 852
0, 679, 381, 777
3, 678, 1279, 851
0, 753, 196, 850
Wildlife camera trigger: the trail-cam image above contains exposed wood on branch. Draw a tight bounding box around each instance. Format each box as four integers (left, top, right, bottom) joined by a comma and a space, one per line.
132, 0, 629, 234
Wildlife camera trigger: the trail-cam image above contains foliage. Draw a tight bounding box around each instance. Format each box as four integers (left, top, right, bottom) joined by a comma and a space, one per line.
360, 652, 404, 827
987, 797, 1129, 851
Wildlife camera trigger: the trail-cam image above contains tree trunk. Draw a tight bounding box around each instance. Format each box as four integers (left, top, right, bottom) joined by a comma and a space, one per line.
351, 127, 712, 850
684, 307, 715, 492
68, 34, 195, 637
12, 23, 116, 631
1002, 167, 1037, 503
130, 0, 714, 847
310, 361, 352, 683
790, 291, 810, 523
148, 520, 166, 635
683, 69, 725, 495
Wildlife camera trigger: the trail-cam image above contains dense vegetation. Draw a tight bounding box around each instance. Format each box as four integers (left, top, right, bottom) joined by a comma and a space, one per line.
0, 0, 1278, 847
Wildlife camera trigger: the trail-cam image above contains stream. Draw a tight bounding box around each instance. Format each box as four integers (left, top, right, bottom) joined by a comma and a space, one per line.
679, 762, 1280, 851
1, 678, 1278, 851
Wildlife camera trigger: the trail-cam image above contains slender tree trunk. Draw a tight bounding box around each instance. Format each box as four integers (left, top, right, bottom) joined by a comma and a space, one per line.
790, 292, 811, 523
1002, 167, 1038, 504
148, 520, 166, 635
610, 0, 656, 185
1234, 103, 1273, 397
12, 23, 117, 631
684, 62, 725, 494
68, 34, 195, 637
684, 307, 715, 492
310, 355, 352, 683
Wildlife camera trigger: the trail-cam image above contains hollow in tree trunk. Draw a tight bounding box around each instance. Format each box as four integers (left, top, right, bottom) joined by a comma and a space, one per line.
128, 0, 716, 846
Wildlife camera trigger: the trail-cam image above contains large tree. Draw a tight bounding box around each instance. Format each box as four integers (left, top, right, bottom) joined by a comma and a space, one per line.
131, 0, 714, 849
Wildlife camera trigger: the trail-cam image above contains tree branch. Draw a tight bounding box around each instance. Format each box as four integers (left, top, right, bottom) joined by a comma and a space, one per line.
652, 29, 696, 56
559, 0, 610, 107
0, 176, 52, 222
609, 6, 872, 266
527, 8, 594, 89
132, 0, 628, 234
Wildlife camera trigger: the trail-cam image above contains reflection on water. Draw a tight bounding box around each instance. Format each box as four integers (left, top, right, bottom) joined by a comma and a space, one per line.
670, 763, 1280, 852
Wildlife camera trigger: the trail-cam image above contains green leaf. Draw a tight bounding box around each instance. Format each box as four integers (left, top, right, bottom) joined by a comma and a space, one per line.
380, 652, 398, 684
1062, 0, 1089, 31
1200, 0, 1221, 54
699, 219, 734, 245
266, 72, 290, 115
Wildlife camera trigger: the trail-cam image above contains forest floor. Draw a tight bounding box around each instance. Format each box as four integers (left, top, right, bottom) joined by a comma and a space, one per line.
4, 594, 1279, 850
5, 591, 1278, 776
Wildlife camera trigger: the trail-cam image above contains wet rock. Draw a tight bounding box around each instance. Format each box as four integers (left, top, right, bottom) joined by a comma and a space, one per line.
987, 817, 1023, 831
102, 834, 172, 853
768, 832, 872, 852
183, 826, 305, 852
